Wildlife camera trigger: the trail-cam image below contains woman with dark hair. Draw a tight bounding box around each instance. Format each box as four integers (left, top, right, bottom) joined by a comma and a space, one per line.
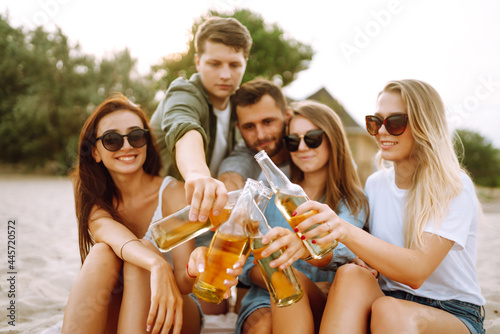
62, 93, 239, 333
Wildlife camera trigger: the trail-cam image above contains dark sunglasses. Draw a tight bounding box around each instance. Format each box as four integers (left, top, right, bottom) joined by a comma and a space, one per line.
96, 128, 149, 152
365, 114, 408, 136
284, 129, 324, 152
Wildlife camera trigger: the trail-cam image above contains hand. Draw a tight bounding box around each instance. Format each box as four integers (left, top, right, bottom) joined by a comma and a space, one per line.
349, 257, 379, 278
293, 201, 351, 246
147, 261, 183, 334
184, 174, 228, 223
258, 227, 309, 270
225, 255, 246, 299
187, 246, 208, 278
184, 174, 228, 222
188, 247, 245, 300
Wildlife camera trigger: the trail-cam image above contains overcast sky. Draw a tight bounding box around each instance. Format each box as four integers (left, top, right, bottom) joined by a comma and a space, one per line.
2, 0, 500, 147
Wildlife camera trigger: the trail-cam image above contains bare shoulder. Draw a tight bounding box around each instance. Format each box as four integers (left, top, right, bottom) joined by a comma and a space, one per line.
161, 176, 187, 217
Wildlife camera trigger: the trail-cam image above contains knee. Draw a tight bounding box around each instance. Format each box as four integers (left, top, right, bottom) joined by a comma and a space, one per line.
371, 297, 402, 332
334, 263, 369, 285
85, 243, 122, 271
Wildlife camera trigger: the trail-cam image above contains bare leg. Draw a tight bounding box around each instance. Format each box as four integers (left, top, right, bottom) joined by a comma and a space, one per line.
198, 299, 229, 315
62, 243, 123, 334
270, 271, 318, 334
179, 295, 202, 334
297, 271, 329, 332
243, 307, 272, 334
243, 271, 327, 334
235, 285, 249, 314
118, 257, 150, 333
371, 297, 470, 334
319, 263, 384, 334
118, 240, 201, 334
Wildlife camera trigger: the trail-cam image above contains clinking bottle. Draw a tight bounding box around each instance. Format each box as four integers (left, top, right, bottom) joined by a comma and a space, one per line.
192, 179, 271, 304
146, 189, 242, 252
246, 201, 303, 307
254, 150, 338, 259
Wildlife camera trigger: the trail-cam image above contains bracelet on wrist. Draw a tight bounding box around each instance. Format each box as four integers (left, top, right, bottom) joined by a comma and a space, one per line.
186, 264, 197, 279
119, 238, 140, 260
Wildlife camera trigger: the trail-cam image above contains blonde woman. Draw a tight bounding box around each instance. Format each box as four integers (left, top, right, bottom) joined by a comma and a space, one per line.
294, 80, 485, 333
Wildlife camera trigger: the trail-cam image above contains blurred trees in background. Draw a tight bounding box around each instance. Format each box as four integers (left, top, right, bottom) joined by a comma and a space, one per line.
151, 9, 313, 92
455, 129, 500, 188
0, 9, 312, 174
0, 15, 155, 173
2, 11, 499, 189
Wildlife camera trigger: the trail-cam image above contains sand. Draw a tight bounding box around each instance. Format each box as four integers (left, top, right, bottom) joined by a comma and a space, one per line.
0, 175, 498, 333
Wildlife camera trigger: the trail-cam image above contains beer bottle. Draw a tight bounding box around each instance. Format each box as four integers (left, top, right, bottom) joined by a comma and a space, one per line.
146, 189, 242, 252
192, 179, 261, 304
246, 201, 303, 307
255, 150, 337, 259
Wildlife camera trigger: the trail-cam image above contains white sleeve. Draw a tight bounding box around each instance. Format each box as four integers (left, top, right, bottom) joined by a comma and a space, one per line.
424, 175, 478, 250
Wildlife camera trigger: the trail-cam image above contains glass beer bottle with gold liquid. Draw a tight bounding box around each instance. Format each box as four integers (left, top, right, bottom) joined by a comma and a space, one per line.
255, 150, 337, 259
192, 179, 269, 304
146, 189, 242, 252
246, 201, 303, 307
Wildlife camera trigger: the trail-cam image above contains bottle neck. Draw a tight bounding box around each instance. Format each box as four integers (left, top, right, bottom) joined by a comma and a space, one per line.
257, 154, 291, 192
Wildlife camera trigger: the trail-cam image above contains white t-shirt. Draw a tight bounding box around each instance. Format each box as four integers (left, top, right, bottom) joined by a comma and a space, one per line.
365, 169, 485, 305
209, 104, 231, 176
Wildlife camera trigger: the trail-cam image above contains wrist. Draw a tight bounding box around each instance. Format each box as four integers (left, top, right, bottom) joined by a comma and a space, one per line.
186, 263, 197, 279
301, 254, 313, 261
150, 257, 169, 272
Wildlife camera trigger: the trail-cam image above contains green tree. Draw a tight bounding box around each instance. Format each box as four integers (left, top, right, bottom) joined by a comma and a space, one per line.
0, 15, 155, 173
455, 129, 500, 187
151, 8, 313, 91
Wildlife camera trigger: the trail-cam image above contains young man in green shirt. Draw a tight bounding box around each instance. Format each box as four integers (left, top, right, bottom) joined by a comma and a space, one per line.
150, 17, 252, 224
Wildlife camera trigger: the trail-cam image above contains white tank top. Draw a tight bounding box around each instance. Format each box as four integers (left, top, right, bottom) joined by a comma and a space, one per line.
143, 176, 176, 266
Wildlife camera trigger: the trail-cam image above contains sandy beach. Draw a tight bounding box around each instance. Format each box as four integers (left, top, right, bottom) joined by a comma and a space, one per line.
0, 175, 499, 333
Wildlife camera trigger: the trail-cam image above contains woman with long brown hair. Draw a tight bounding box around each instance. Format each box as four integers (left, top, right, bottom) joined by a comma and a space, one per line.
235, 100, 369, 334
62, 93, 233, 333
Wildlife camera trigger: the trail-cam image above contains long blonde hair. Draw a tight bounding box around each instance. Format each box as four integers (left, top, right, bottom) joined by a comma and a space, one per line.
289, 100, 368, 221
377, 80, 464, 250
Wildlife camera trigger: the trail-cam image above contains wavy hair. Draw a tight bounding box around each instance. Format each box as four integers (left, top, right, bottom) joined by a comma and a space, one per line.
70, 93, 162, 263
377, 80, 464, 249
288, 100, 368, 220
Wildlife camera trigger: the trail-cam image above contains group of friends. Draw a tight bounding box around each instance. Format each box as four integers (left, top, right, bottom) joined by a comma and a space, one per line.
61, 16, 485, 334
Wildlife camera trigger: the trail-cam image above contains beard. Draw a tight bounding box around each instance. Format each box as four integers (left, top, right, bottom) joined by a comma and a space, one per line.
247, 124, 287, 158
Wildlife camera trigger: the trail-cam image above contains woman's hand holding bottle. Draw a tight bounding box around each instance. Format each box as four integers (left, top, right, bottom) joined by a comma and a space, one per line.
292, 200, 352, 247
258, 226, 310, 270
188, 246, 245, 300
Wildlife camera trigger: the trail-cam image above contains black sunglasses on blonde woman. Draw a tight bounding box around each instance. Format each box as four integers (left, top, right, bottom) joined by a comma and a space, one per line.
365, 114, 408, 136
96, 128, 149, 152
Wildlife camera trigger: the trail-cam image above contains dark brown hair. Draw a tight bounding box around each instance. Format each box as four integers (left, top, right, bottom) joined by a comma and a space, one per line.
71, 93, 161, 263
231, 78, 287, 119
195, 17, 252, 58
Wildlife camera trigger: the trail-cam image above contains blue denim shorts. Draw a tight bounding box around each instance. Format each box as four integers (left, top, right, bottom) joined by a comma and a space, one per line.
383, 290, 485, 334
